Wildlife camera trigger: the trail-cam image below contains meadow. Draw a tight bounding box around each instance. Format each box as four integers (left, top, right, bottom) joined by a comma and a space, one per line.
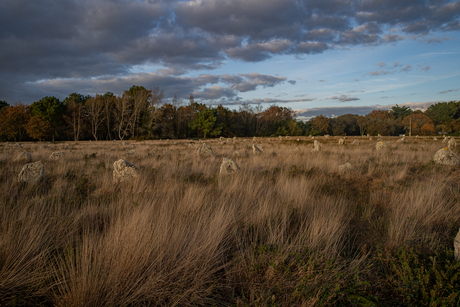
1, 136, 460, 306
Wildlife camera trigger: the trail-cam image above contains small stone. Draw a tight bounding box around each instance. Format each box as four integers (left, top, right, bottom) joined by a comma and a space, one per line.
188, 143, 194, 148
338, 162, 352, 173
448, 138, 456, 149
233, 150, 240, 156
220, 137, 225, 141
220, 158, 240, 175
297, 138, 300, 141
113, 159, 140, 183
442, 137, 448, 143
41, 145, 47, 149
253, 144, 263, 155
397, 136, 406, 143
63, 144, 69, 149
49, 151, 65, 160
294, 147, 301, 152
433, 137, 437, 140
311, 140, 321, 152
15, 152, 32, 162
197, 143, 213, 156
14, 143, 22, 149
352, 139, 359, 145
434, 147, 460, 165
338, 138, 345, 145
126, 150, 138, 156
18, 161, 45, 184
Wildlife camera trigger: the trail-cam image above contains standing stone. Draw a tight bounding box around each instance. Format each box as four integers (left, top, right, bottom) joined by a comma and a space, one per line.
376, 141, 387, 150
397, 136, 406, 143
434, 148, 460, 165
448, 138, 456, 149
352, 139, 359, 145
338, 138, 345, 145
197, 143, 213, 156
15, 152, 32, 162
443, 137, 448, 143
113, 159, 140, 183
311, 140, 321, 152
433, 137, 438, 141
338, 162, 352, 173
188, 143, 194, 148
233, 150, 240, 157
220, 136, 225, 141
253, 144, 263, 155
14, 143, 23, 149
49, 151, 65, 160
279, 136, 283, 140
454, 227, 460, 261
126, 150, 138, 156
220, 158, 240, 175
18, 161, 45, 184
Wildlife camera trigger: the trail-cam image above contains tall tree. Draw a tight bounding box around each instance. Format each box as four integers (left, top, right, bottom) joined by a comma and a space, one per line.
29, 96, 66, 142
0, 101, 9, 111
64, 93, 88, 141
85, 95, 105, 141
189, 108, 222, 139
391, 104, 413, 119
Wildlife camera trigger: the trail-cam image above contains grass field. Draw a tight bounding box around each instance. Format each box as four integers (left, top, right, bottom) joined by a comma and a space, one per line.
1, 136, 460, 306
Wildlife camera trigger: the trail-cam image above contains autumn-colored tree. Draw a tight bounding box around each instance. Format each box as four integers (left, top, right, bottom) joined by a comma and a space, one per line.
0, 104, 29, 141
403, 112, 435, 135
312, 115, 330, 135
25, 116, 51, 141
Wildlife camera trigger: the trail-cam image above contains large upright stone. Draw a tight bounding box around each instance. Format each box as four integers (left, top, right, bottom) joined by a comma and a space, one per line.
197, 143, 213, 156
220, 158, 240, 175
253, 144, 263, 155
338, 138, 345, 145
18, 161, 45, 184
113, 159, 140, 183
376, 141, 388, 150
448, 138, 456, 149
49, 151, 65, 160
311, 140, 321, 152
434, 147, 460, 165
15, 152, 32, 163
454, 227, 460, 261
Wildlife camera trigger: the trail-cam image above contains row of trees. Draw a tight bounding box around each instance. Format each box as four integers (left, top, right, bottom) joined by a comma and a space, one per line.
0, 87, 458, 142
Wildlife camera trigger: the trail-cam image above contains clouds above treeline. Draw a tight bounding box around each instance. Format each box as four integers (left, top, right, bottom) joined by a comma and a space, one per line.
1, 0, 459, 103
295, 101, 442, 119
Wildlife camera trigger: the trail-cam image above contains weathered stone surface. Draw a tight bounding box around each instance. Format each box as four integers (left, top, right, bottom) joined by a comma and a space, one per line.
253, 143, 263, 155
18, 161, 45, 184
63, 144, 69, 149
188, 143, 194, 148
49, 151, 65, 160
297, 138, 300, 141
311, 140, 321, 152
338, 162, 352, 173
433, 137, 437, 140
434, 147, 460, 165
448, 138, 456, 149
397, 136, 406, 143
113, 159, 140, 183
352, 139, 359, 145
220, 158, 240, 175
294, 147, 301, 152
197, 143, 213, 156
442, 137, 448, 143
14, 143, 23, 149
338, 138, 345, 145
227, 138, 233, 143
233, 150, 240, 156
220, 137, 225, 141
376, 141, 388, 150
324, 134, 330, 138
454, 227, 460, 261
253, 136, 257, 142
41, 145, 47, 149
15, 152, 32, 162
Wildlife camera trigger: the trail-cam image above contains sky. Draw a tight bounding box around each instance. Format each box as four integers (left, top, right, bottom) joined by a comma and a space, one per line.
1, 0, 460, 120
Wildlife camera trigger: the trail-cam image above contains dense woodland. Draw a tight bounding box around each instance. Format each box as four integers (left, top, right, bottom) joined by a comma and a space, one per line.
0, 85, 459, 141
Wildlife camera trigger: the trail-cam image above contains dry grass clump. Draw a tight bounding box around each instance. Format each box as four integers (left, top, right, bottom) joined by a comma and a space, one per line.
0, 137, 459, 306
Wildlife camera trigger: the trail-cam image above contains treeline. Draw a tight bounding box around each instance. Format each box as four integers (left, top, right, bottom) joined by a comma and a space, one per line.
0, 86, 458, 141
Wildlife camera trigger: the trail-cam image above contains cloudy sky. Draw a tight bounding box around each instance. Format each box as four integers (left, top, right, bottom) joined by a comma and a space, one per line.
1, 0, 459, 118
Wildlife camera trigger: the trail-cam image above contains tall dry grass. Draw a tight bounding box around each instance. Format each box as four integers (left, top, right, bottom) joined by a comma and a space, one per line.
0, 136, 459, 306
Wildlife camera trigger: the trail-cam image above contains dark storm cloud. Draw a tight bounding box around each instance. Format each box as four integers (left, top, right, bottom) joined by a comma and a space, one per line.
27, 71, 290, 104
1, 0, 459, 103
438, 88, 460, 94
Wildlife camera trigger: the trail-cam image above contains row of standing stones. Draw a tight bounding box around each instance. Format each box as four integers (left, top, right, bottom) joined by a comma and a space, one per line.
10, 136, 460, 261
